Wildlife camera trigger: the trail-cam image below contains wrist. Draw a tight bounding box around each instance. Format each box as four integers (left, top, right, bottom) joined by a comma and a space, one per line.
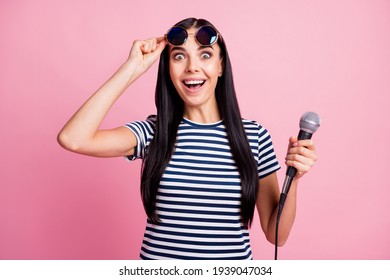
119, 60, 140, 86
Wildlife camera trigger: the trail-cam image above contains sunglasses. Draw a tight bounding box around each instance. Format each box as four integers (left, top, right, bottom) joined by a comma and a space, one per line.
165, 25, 220, 46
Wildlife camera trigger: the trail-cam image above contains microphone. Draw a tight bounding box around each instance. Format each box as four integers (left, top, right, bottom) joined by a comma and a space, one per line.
282, 112, 320, 195
281, 111, 321, 196
275, 111, 320, 260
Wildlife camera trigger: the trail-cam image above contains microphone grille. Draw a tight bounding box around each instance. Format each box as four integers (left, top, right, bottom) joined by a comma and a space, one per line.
300, 111, 320, 133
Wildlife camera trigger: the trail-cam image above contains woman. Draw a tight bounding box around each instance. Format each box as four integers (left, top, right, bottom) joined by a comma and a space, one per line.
58, 18, 317, 260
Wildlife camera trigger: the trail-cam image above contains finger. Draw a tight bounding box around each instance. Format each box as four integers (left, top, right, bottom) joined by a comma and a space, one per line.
140, 40, 153, 53
147, 38, 167, 58
142, 37, 158, 52
138, 39, 165, 68
286, 145, 316, 161
129, 39, 147, 58
150, 37, 165, 50
157, 37, 167, 51
294, 139, 315, 149
144, 37, 166, 53
287, 137, 299, 153
289, 136, 298, 146
156, 36, 166, 43
287, 145, 317, 162
288, 145, 313, 156
285, 153, 315, 168
285, 158, 312, 173
132, 39, 144, 51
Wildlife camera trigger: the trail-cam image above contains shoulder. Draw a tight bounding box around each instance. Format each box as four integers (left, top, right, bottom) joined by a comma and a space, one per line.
126, 114, 156, 127
124, 114, 157, 137
241, 118, 274, 145
241, 118, 266, 133
145, 114, 157, 125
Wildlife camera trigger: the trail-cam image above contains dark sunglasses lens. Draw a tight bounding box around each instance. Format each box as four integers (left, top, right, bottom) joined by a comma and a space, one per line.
196, 26, 218, 45
167, 27, 187, 45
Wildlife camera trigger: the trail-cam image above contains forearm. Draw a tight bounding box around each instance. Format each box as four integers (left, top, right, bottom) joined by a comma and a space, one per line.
267, 179, 298, 246
260, 136, 317, 246
58, 60, 137, 150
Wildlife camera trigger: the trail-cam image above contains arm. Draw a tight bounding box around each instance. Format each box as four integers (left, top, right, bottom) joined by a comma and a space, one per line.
57, 37, 166, 157
257, 137, 317, 246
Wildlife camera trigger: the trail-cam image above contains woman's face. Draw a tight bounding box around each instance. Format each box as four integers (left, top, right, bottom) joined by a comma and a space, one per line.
169, 27, 223, 111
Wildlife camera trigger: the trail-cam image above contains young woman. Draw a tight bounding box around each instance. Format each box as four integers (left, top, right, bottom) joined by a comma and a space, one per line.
58, 18, 317, 260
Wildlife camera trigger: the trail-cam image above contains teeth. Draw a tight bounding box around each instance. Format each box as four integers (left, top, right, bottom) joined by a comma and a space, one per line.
184, 80, 204, 85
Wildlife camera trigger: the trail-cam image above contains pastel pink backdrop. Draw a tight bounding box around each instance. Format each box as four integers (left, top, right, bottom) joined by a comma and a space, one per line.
1, 0, 389, 260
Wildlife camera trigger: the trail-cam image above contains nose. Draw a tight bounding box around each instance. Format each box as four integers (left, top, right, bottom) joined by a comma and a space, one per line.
185, 56, 200, 73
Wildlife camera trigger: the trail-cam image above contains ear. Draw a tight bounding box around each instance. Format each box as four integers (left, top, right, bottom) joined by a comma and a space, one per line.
219, 58, 224, 77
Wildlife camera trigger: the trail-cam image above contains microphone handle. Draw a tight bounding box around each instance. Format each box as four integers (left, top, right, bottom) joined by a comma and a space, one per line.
282, 130, 313, 194
285, 130, 313, 178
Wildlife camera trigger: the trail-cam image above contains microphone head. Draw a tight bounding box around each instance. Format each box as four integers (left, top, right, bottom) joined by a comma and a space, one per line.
300, 111, 320, 133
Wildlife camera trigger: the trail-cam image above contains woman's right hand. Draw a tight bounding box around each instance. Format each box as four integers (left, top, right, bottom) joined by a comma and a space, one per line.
127, 37, 167, 79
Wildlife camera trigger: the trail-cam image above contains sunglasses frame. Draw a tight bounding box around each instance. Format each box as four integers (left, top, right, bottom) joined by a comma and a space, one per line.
165, 25, 221, 47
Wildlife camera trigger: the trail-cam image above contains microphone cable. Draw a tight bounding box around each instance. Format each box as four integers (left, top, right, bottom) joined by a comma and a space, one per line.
274, 192, 287, 260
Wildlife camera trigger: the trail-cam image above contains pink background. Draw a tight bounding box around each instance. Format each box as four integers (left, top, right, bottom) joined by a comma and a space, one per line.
1, 0, 389, 260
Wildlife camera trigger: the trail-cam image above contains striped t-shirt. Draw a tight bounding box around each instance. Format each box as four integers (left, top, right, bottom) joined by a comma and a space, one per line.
125, 115, 280, 260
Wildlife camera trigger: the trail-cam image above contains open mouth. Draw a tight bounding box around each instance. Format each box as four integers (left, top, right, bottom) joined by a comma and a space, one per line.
183, 80, 206, 90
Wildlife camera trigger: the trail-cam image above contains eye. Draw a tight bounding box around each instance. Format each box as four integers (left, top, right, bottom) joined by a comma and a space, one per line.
201, 52, 212, 59
173, 53, 185, 60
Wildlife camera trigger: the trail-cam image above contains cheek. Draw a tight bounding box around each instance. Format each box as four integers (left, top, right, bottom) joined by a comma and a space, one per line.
169, 61, 183, 80
206, 59, 222, 77
169, 65, 179, 83
169, 64, 183, 92
205, 64, 221, 80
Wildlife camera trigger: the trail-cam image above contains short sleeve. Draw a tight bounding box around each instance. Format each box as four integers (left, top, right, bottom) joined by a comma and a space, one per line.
123, 114, 156, 161
256, 124, 281, 178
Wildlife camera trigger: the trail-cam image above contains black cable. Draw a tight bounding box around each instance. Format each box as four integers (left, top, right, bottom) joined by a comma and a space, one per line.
274, 193, 287, 260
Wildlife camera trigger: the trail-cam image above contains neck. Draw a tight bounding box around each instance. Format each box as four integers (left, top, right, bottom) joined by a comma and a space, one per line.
184, 104, 221, 124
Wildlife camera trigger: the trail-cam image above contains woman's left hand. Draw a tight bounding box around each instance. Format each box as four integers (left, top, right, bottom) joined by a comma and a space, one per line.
285, 136, 318, 179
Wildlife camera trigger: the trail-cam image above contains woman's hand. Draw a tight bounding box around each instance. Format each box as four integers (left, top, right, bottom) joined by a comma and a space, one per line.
285, 136, 318, 179
126, 36, 167, 79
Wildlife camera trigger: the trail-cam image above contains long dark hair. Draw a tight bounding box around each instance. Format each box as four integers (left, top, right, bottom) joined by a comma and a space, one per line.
140, 18, 259, 227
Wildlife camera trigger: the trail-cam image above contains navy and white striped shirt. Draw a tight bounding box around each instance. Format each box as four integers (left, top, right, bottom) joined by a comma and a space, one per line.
125, 115, 280, 260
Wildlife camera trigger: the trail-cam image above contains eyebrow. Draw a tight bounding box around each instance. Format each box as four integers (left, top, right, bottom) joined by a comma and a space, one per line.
170, 45, 214, 53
